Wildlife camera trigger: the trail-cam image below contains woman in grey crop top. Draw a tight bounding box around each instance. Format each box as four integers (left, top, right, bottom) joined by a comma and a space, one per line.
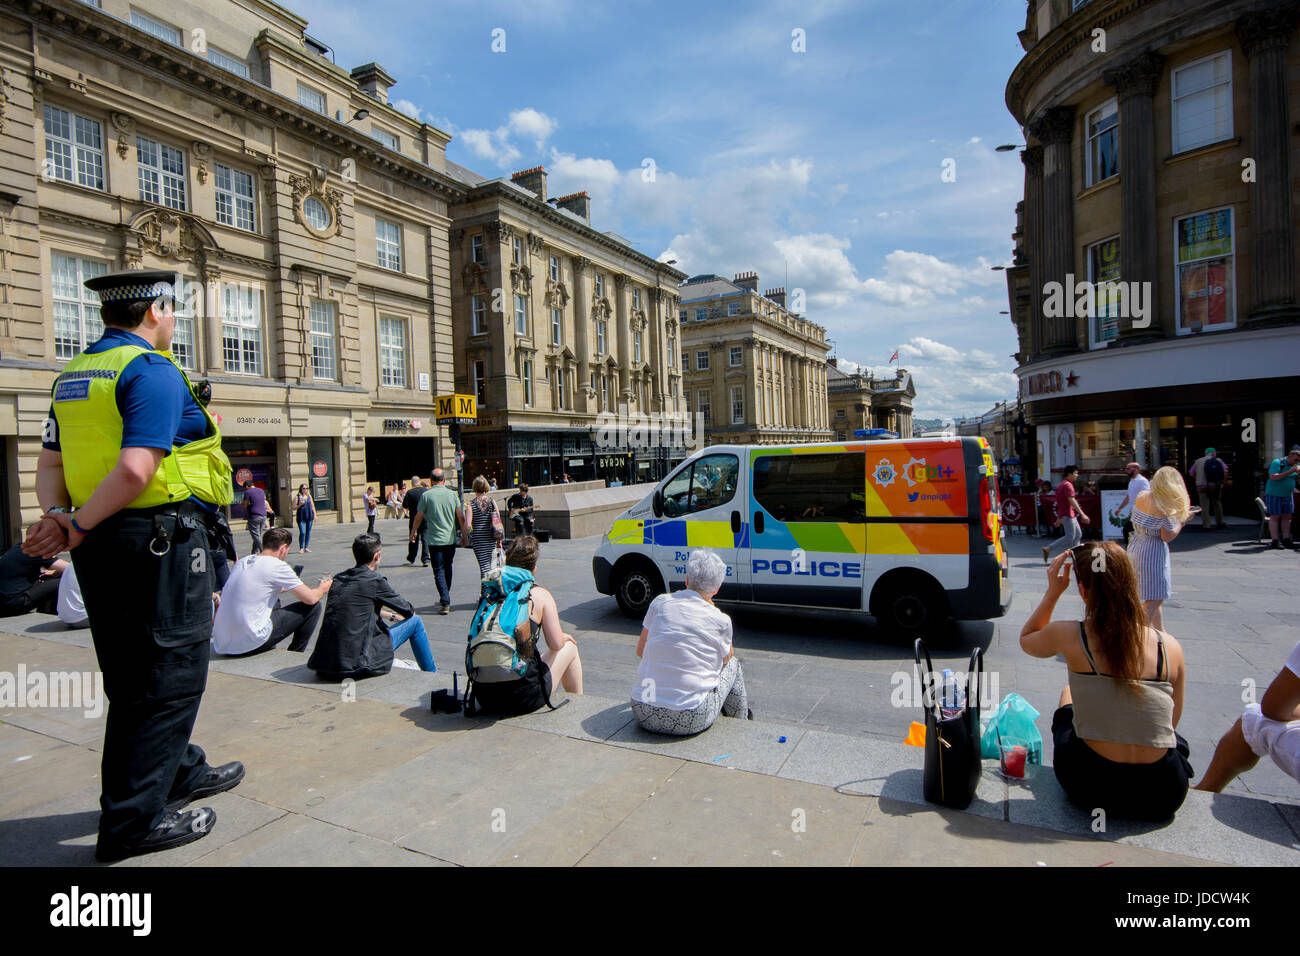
1020, 541, 1192, 822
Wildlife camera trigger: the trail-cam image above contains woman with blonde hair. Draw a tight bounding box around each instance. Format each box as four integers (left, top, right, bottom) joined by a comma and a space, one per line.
1126, 465, 1198, 629
462, 474, 504, 577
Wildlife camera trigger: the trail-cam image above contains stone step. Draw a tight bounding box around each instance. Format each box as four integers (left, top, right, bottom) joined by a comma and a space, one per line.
202, 647, 1300, 867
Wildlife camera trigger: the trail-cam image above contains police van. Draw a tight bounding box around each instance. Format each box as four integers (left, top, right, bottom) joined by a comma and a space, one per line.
592, 437, 1010, 635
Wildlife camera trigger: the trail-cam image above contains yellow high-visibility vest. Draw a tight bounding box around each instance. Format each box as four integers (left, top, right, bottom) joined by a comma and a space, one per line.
51, 343, 233, 509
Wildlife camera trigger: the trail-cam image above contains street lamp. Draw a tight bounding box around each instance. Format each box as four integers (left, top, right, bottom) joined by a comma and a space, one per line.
995, 143, 1024, 152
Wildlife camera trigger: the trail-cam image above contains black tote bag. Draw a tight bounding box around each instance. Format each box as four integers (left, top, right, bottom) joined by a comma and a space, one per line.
913, 639, 983, 810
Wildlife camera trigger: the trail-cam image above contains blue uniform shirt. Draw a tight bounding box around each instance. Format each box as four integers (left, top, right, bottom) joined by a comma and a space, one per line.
44, 327, 207, 454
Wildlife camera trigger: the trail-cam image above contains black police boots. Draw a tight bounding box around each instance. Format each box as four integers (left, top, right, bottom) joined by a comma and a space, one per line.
165, 761, 246, 811
95, 807, 216, 863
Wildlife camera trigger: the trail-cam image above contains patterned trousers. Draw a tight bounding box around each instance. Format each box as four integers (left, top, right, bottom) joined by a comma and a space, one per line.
631, 658, 749, 735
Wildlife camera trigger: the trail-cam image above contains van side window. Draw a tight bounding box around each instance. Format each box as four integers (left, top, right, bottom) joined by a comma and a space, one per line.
753, 452, 865, 523
661, 454, 739, 517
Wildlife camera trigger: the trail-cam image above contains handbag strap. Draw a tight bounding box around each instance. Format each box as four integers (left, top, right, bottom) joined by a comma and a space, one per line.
913, 638, 939, 721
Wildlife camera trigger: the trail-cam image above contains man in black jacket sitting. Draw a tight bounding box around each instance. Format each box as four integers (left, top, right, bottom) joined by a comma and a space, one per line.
308, 534, 436, 680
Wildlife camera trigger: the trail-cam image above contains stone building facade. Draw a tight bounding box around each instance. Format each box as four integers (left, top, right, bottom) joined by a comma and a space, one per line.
1005, 0, 1300, 515
677, 272, 831, 445
825, 358, 917, 440
447, 166, 688, 488
0, 0, 465, 542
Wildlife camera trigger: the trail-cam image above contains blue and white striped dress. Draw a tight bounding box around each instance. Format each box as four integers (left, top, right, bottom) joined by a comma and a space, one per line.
1127, 508, 1178, 601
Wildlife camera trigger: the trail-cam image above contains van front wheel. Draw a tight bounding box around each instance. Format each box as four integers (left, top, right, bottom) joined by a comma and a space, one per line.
615, 563, 663, 618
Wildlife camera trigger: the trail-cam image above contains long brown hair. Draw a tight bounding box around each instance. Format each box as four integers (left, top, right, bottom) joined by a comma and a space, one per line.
1070, 541, 1146, 683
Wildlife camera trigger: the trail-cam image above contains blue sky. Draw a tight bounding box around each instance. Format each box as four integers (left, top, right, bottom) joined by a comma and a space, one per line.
297, 0, 1030, 421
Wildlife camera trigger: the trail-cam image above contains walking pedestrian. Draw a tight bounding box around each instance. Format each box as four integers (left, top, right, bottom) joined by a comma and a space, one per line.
294, 483, 315, 553
1114, 463, 1150, 546
363, 486, 377, 534
1127, 465, 1196, 630
411, 468, 461, 614
463, 474, 504, 577
1189, 447, 1228, 530
23, 268, 242, 861
1264, 446, 1300, 550
402, 477, 428, 565
242, 480, 273, 555
1042, 465, 1089, 563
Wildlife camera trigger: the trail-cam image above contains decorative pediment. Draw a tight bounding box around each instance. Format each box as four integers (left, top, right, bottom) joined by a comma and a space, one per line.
592, 298, 612, 322
665, 318, 677, 335
630, 311, 647, 333
550, 345, 577, 363
510, 263, 532, 291
124, 207, 218, 268
545, 279, 569, 308
462, 261, 489, 294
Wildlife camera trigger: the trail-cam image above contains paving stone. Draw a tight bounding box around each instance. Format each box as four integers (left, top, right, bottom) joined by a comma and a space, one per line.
188, 810, 448, 867
395, 735, 683, 866
503, 692, 637, 742
577, 760, 871, 866
852, 800, 1213, 867
605, 712, 808, 775
776, 729, 1007, 820
1005, 766, 1300, 866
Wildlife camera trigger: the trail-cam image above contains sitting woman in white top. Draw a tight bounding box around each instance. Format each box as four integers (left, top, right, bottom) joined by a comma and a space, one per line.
631, 549, 751, 735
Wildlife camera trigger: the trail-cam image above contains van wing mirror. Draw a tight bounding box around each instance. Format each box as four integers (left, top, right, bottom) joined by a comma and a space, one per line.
653, 489, 664, 518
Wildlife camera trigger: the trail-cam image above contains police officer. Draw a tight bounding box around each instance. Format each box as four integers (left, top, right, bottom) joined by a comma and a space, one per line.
23, 270, 245, 862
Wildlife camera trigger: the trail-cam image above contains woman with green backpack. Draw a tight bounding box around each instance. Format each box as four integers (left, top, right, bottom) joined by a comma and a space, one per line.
465, 536, 583, 716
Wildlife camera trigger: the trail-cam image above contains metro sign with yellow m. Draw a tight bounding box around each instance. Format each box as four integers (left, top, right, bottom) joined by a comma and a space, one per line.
435, 393, 477, 424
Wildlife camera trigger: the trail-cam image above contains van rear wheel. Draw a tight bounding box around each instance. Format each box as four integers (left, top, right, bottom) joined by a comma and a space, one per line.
615, 563, 662, 618
871, 575, 951, 643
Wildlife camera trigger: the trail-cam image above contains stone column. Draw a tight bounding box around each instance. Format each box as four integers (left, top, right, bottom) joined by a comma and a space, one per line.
1028, 105, 1076, 353
1103, 51, 1164, 341
614, 274, 631, 401
202, 266, 224, 374
1021, 147, 1044, 361
570, 256, 590, 413
1238, 8, 1299, 323
648, 289, 662, 412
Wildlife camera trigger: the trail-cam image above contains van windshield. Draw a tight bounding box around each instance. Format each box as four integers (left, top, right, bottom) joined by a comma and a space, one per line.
661, 454, 739, 517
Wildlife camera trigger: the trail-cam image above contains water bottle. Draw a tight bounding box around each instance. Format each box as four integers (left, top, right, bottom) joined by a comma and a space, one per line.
940, 669, 964, 719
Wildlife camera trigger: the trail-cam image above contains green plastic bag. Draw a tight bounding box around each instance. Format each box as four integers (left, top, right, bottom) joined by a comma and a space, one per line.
980, 693, 1043, 764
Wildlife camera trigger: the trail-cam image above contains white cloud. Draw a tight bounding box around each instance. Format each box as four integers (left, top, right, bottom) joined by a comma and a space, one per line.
456, 108, 558, 169
508, 108, 557, 148
857, 336, 1018, 421
860, 250, 999, 308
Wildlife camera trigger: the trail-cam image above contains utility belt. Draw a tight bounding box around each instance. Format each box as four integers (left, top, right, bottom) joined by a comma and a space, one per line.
101, 499, 235, 560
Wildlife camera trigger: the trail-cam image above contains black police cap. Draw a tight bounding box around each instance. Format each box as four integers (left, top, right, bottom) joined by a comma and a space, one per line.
83, 269, 178, 304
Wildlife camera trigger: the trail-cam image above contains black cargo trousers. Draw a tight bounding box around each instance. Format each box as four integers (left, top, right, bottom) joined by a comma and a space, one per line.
73, 500, 228, 847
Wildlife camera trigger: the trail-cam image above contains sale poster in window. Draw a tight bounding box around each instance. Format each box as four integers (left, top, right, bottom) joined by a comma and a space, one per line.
1179, 259, 1230, 329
